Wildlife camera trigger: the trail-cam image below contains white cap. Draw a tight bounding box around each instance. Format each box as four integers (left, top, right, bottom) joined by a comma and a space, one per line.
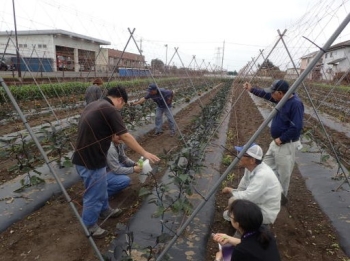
234, 143, 263, 160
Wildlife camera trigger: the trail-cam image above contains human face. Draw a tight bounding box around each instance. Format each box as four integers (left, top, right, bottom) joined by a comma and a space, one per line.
271, 90, 284, 101
238, 153, 254, 167
228, 212, 239, 230
149, 89, 157, 95
115, 97, 126, 110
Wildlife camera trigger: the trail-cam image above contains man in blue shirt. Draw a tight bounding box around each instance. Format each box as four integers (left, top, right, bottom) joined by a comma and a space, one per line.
243, 80, 304, 204
133, 83, 176, 136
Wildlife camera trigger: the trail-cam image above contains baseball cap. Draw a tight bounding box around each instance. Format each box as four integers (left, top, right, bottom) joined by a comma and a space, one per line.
234, 143, 263, 160
148, 83, 158, 91
264, 80, 289, 93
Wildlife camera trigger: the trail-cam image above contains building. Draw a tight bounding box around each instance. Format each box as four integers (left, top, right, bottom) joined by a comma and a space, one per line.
300, 40, 350, 82
299, 51, 322, 81
0, 29, 110, 72
285, 68, 301, 80
97, 48, 146, 73
322, 40, 350, 81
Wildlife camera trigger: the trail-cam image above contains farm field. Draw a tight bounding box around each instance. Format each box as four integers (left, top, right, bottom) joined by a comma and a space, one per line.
0, 78, 349, 261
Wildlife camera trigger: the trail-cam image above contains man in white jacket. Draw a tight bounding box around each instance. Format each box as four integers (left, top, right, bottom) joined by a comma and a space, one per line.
106, 134, 142, 198
222, 143, 282, 225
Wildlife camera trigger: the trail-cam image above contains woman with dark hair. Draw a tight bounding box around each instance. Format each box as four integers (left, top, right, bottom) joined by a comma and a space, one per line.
213, 199, 281, 261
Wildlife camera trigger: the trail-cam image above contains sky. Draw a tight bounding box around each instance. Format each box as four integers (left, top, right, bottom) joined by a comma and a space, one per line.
1, 0, 350, 72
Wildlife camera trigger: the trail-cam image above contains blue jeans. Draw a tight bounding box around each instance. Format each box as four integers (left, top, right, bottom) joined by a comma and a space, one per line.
75, 165, 110, 227
106, 172, 130, 197
155, 106, 175, 133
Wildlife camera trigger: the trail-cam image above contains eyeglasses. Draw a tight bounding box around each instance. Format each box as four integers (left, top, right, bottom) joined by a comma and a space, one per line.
228, 213, 235, 221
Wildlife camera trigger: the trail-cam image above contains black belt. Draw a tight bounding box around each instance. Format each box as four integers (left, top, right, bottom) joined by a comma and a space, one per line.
281, 138, 299, 144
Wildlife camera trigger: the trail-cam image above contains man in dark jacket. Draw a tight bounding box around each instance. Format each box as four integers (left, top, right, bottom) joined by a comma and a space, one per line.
132, 83, 176, 136
243, 80, 304, 204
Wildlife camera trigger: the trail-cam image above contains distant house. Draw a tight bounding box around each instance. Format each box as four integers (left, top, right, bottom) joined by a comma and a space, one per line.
285, 68, 301, 80
299, 51, 322, 80
322, 40, 350, 81
97, 48, 146, 72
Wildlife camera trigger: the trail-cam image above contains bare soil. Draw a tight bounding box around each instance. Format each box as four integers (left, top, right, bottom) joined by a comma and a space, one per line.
0, 86, 349, 261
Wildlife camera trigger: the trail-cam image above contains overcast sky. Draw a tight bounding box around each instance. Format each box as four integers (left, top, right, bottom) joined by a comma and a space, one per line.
1, 0, 350, 72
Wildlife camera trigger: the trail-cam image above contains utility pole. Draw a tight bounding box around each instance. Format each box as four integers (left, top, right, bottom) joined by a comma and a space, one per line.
164, 44, 168, 66
12, 0, 21, 77
140, 38, 143, 55
215, 47, 221, 74
221, 40, 225, 74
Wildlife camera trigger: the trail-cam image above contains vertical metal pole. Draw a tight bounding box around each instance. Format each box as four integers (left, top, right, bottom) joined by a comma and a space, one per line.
12, 0, 21, 78
0, 77, 105, 261
165, 44, 168, 66
221, 40, 225, 73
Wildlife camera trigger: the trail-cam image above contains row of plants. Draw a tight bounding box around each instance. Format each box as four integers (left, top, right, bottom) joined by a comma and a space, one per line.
0, 78, 227, 189
297, 84, 350, 123
0, 77, 219, 122
111, 82, 231, 260
0, 77, 213, 103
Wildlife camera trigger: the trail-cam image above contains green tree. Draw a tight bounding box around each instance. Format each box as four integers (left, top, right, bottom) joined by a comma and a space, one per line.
151, 59, 165, 71
258, 59, 280, 71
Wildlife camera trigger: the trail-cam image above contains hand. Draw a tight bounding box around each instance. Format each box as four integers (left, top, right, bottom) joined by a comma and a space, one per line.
143, 152, 160, 163
274, 138, 282, 146
213, 233, 230, 245
222, 187, 233, 194
215, 251, 223, 261
243, 82, 252, 91
133, 165, 142, 173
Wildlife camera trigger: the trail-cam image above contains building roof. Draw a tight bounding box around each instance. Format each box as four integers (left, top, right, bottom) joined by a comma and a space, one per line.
328, 40, 350, 51
327, 57, 346, 65
108, 49, 144, 61
300, 51, 318, 59
0, 29, 110, 45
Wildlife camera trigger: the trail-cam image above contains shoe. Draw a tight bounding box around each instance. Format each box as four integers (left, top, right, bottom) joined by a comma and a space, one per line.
88, 224, 107, 238
152, 131, 163, 136
281, 193, 288, 206
99, 207, 123, 220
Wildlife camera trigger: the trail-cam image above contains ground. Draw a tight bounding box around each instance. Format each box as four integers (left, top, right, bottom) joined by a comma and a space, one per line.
0, 86, 349, 261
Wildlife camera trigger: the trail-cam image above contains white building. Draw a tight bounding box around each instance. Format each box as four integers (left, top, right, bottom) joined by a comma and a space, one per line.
322, 40, 350, 81
0, 29, 110, 72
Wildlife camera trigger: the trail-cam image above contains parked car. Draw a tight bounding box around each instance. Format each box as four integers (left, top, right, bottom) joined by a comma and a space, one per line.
0, 56, 16, 71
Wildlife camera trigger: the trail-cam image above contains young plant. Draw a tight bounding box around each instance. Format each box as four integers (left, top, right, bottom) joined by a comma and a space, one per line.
0, 133, 44, 192
39, 121, 74, 169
